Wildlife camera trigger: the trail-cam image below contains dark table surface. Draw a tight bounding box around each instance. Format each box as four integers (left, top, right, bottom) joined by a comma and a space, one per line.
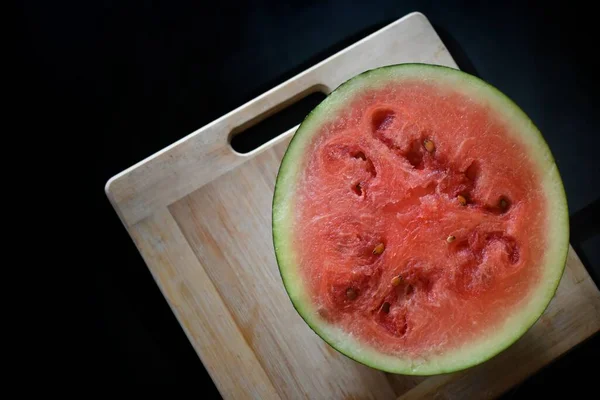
26, 0, 599, 395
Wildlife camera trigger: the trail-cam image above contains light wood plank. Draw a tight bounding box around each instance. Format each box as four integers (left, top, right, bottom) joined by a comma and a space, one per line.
105, 12, 456, 227
130, 208, 280, 399
168, 140, 396, 400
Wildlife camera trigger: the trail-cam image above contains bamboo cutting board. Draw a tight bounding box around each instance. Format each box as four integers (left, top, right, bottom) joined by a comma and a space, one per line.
105, 12, 600, 399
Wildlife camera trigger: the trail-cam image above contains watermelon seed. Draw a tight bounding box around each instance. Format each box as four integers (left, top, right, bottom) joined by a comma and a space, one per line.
381, 302, 391, 313
353, 183, 363, 196
353, 151, 367, 161
447, 235, 456, 243
457, 195, 467, 206
499, 197, 509, 211
423, 139, 435, 153
391, 275, 403, 287
373, 242, 385, 255
345, 287, 357, 300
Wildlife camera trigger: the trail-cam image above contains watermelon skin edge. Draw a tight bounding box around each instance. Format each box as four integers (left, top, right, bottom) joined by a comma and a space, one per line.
271, 63, 569, 375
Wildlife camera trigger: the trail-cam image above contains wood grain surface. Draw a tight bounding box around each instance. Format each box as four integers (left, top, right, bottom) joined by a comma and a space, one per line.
106, 12, 600, 399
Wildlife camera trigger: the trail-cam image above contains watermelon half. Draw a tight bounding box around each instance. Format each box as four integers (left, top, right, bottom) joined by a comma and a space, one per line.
272, 64, 569, 375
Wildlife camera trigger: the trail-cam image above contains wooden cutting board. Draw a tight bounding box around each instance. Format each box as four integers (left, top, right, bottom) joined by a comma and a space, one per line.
105, 12, 600, 399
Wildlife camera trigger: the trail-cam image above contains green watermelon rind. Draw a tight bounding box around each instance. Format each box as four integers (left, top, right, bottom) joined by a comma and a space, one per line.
271, 63, 569, 375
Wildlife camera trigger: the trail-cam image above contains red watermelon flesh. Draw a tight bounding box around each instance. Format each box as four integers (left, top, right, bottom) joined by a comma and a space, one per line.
272, 64, 569, 375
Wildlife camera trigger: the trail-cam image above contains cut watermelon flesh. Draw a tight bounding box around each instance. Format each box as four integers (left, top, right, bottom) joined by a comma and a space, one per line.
272, 64, 569, 375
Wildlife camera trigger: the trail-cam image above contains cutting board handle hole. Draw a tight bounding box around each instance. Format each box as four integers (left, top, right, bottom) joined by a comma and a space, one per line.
229, 87, 328, 154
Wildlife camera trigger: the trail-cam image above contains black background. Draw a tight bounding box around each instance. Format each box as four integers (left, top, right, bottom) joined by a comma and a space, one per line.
22, 0, 600, 396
